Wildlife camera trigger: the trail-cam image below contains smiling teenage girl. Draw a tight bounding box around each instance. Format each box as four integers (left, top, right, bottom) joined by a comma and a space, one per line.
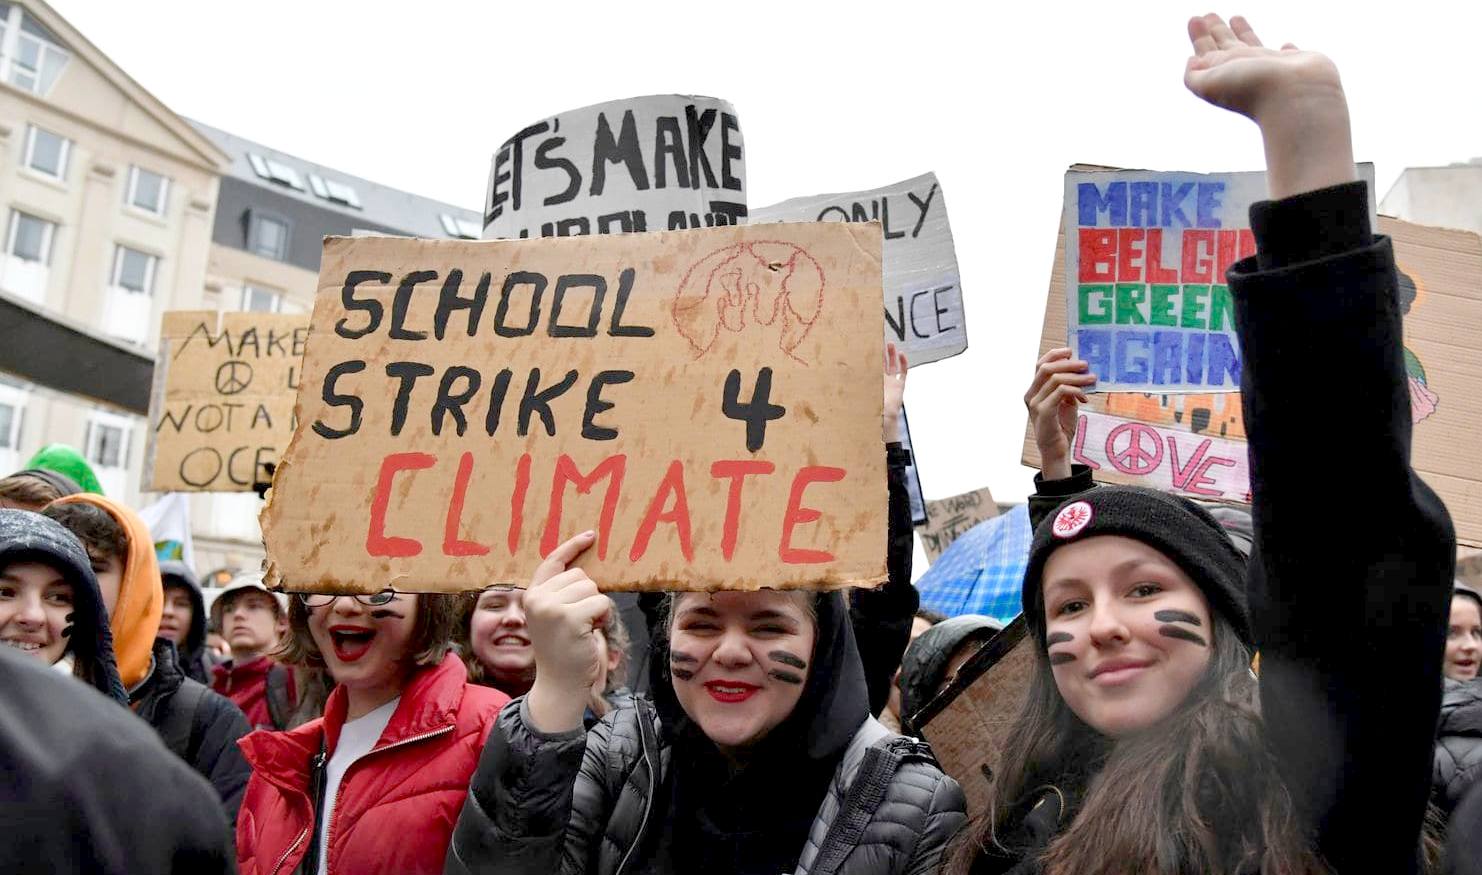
950, 14, 1455, 875
235, 590, 509, 875
447, 534, 965, 875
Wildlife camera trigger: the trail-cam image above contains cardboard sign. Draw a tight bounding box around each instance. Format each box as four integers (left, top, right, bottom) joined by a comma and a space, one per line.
915, 617, 1034, 815
1066, 167, 1375, 393
145, 311, 309, 492
918, 485, 999, 564
1027, 213, 1482, 548
483, 95, 747, 240
263, 223, 888, 593
751, 173, 966, 365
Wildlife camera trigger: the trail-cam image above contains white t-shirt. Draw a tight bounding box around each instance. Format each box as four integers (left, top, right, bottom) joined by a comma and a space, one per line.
316, 696, 399, 875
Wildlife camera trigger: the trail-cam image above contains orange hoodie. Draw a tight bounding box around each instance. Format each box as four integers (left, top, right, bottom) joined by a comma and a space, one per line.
50, 494, 162, 689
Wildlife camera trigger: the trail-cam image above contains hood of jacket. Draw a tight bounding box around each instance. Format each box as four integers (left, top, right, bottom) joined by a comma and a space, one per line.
0, 509, 126, 703
130, 637, 186, 721
1440, 677, 1482, 738
49, 494, 162, 689
24, 444, 103, 495
159, 560, 207, 658
897, 614, 1004, 728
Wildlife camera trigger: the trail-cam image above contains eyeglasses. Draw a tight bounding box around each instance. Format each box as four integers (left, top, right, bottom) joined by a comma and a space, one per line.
293, 589, 400, 608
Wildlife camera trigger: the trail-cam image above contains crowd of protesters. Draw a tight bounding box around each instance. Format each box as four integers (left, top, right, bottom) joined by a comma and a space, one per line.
2, 13, 1480, 875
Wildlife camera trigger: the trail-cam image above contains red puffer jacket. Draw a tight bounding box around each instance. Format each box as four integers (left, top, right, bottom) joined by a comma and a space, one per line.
235, 654, 508, 875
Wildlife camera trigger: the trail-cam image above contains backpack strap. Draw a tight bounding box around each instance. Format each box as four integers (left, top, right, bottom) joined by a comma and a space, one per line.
159, 679, 208, 762
808, 733, 943, 875
265, 663, 293, 730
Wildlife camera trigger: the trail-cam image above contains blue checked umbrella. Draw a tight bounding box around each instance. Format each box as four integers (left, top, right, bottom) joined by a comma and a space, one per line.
917, 504, 1032, 625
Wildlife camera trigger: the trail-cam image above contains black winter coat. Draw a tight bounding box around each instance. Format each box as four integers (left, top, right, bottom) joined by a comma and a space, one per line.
131, 637, 253, 829
1435, 678, 1482, 815
1005, 182, 1455, 875
160, 559, 212, 684
446, 698, 965, 875
0, 644, 233, 873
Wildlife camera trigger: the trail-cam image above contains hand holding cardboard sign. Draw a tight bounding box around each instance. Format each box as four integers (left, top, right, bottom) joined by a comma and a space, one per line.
1025, 348, 1094, 481
883, 342, 909, 443
524, 530, 611, 734
1183, 14, 1354, 200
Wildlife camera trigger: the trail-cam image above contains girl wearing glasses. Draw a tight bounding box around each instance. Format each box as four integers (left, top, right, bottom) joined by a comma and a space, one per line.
235, 589, 509, 875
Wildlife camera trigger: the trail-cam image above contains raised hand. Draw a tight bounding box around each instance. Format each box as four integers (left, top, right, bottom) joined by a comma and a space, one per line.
883, 342, 908, 443
523, 530, 610, 733
1184, 14, 1354, 200
1025, 348, 1094, 481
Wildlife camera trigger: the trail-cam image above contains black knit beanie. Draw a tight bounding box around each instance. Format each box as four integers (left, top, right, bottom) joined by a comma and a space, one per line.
1022, 487, 1252, 646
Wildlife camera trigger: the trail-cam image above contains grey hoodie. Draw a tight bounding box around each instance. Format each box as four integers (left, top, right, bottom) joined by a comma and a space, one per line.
0, 508, 127, 704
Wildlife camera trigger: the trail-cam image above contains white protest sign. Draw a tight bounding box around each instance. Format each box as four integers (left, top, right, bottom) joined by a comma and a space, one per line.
1065, 166, 1375, 392
483, 95, 747, 240
752, 173, 965, 365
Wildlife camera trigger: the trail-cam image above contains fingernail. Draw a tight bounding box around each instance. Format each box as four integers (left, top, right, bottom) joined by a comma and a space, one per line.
583, 530, 596, 538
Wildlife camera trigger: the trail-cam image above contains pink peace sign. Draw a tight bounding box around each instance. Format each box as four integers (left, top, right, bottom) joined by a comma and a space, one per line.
1105, 422, 1164, 476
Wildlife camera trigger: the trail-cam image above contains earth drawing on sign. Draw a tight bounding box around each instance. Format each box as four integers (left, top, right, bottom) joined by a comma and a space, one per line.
671, 241, 825, 364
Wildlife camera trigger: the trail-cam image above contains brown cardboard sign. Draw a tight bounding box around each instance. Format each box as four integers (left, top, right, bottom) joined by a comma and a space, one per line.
262, 223, 887, 593
146, 311, 310, 492
917, 485, 999, 564
915, 616, 1035, 815
1025, 214, 1482, 548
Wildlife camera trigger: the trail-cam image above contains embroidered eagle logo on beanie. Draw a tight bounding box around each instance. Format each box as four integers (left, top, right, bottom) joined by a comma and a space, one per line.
1053, 501, 1094, 538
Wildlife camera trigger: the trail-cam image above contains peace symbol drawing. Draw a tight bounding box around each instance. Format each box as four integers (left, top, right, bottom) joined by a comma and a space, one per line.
215, 360, 254, 396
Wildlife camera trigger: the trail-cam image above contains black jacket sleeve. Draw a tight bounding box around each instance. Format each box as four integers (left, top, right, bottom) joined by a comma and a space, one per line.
851, 442, 921, 717
1027, 464, 1098, 532
1231, 181, 1455, 875
191, 688, 253, 831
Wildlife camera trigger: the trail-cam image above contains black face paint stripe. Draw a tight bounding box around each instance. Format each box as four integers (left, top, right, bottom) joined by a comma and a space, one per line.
1159, 624, 1208, 647
669, 651, 698, 664
1045, 632, 1073, 646
1048, 652, 1076, 665
671, 667, 695, 681
1154, 610, 1203, 626
768, 650, 807, 670
368, 608, 406, 620
767, 669, 803, 685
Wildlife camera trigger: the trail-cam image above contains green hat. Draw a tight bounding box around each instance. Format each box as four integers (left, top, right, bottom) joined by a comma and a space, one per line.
24, 444, 103, 495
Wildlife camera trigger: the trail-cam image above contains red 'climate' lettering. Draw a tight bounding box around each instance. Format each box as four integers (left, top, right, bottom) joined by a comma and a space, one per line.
629, 460, 693, 562
540, 454, 626, 560
443, 451, 489, 556
507, 453, 531, 555
779, 466, 847, 564
710, 459, 775, 560
367, 452, 436, 557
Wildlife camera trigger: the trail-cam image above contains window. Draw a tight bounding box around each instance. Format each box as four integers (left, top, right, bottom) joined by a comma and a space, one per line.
23, 125, 69, 180
248, 212, 289, 261
308, 173, 361, 209
85, 417, 128, 470
246, 152, 305, 190
126, 166, 169, 215
0, 5, 70, 96
0, 383, 25, 474
6, 210, 54, 263
1, 211, 54, 304
440, 213, 483, 240
112, 246, 157, 294
241, 284, 282, 313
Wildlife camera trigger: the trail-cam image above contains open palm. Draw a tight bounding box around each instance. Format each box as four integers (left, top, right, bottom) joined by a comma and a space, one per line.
1184, 14, 1342, 121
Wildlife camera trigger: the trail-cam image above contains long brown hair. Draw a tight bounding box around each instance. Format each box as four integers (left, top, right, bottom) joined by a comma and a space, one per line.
947, 611, 1329, 875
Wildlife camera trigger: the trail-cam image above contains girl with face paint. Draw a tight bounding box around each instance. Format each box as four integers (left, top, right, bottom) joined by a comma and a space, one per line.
449, 524, 967, 875
234, 591, 509, 875
950, 15, 1456, 875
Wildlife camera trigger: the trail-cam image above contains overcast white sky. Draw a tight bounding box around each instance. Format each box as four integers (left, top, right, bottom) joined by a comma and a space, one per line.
51, 0, 1482, 515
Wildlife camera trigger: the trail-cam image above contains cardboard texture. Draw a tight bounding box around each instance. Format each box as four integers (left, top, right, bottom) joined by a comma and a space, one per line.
263, 223, 887, 593
1025, 212, 1482, 548
483, 95, 746, 240
752, 173, 966, 366
916, 617, 1034, 815
1064, 166, 1375, 393
917, 485, 1000, 564
146, 310, 310, 492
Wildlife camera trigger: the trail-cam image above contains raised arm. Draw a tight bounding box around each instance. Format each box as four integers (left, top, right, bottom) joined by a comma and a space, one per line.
1185, 15, 1455, 874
